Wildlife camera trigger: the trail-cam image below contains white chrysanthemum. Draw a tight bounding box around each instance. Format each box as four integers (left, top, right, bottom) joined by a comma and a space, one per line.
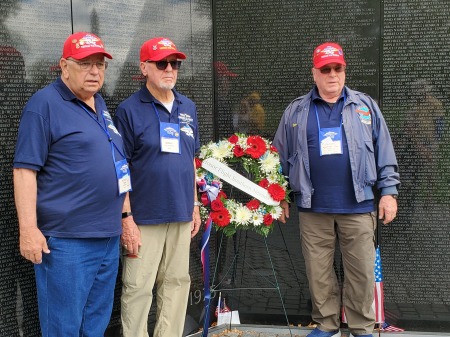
211, 140, 233, 160
234, 205, 252, 225
224, 199, 239, 210
269, 206, 283, 219
199, 146, 210, 159
251, 212, 264, 226
259, 152, 278, 173
266, 171, 280, 184
237, 137, 248, 150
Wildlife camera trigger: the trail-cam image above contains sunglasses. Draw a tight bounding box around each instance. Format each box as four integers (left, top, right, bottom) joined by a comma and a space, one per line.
318, 65, 346, 74
145, 60, 182, 70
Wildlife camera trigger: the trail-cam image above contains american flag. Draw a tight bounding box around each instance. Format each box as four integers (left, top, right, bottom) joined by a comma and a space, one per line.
215, 296, 231, 317
381, 321, 405, 332
373, 245, 385, 323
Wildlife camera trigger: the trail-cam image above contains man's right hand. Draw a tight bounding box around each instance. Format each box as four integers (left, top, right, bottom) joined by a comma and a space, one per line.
20, 227, 50, 264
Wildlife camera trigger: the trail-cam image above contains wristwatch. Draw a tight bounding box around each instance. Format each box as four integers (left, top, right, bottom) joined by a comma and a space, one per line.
122, 211, 133, 218
194, 201, 202, 207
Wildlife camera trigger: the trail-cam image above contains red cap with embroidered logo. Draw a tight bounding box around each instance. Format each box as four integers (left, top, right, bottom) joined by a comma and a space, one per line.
62, 32, 112, 60
312, 42, 346, 68
140, 37, 187, 62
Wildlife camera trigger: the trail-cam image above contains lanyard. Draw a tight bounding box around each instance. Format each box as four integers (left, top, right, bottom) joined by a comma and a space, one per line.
314, 91, 346, 130
151, 101, 180, 126
77, 102, 125, 162
152, 101, 182, 154
314, 105, 343, 131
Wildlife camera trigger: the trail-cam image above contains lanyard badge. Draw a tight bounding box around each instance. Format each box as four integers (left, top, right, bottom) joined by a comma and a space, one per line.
318, 127, 343, 156
115, 159, 132, 195
160, 122, 181, 154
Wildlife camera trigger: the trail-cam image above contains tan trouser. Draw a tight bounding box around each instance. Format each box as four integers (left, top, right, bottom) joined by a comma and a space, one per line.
121, 222, 191, 337
299, 212, 376, 335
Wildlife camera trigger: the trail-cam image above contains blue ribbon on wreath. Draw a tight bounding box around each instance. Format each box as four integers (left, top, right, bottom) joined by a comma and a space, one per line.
198, 176, 220, 336
200, 216, 212, 337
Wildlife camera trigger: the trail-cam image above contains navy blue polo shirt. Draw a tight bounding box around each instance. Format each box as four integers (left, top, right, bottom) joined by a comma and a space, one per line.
299, 87, 374, 213
114, 86, 200, 225
14, 77, 125, 238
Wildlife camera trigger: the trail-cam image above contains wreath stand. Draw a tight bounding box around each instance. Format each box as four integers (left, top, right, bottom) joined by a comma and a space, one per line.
209, 221, 297, 337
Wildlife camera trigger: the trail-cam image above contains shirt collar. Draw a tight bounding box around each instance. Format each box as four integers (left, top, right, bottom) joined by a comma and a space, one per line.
54, 77, 101, 104
312, 85, 346, 103
139, 85, 182, 105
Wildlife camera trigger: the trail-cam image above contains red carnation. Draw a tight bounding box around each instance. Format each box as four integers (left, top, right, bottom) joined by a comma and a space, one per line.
246, 199, 260, 210
263, 214, 273, 226
217, 190, 228, 200
201, 193, 209, 206
245, 136, 267, 159
233, 145, 245, 157
228, 134, 239, 144
211, 209, 231, 227
258, 178, 269, 188
267, 183, 286, 201
195, 157, 202, 168
211, 199, 225, 211
270, 145, 278, 153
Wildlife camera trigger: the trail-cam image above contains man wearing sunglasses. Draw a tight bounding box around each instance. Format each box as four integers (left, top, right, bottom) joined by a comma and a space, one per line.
13, 32, 128, 336
114, 37, 201, 337
273, 42, 400, 337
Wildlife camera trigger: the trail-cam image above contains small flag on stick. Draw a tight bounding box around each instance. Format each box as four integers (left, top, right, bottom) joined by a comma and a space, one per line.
215, 292, 231, 317
373, 245, 385, 323
381, 321, 405, 332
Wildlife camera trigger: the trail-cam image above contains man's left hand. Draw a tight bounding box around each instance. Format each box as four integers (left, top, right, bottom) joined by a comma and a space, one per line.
191, 206, 201, 238
121, 216, 141, 255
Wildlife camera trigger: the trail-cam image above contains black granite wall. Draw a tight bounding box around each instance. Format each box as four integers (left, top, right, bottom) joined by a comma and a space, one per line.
1, 0, 449, 335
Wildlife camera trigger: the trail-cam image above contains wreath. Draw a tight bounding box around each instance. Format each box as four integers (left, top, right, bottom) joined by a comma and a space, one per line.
195, 133, 289, 237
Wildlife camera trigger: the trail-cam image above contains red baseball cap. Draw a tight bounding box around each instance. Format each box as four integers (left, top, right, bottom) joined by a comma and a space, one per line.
312, 42, 346, 68
62, 32, 112, 60
140, 37, 186, 62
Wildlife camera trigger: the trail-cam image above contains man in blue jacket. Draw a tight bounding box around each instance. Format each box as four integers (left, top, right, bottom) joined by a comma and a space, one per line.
273, 42, 400, 337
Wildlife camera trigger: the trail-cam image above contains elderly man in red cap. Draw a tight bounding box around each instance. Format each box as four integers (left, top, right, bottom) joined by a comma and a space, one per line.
13, 32, 130, 336
273, 42, 400, 337
114, 37, 201, 337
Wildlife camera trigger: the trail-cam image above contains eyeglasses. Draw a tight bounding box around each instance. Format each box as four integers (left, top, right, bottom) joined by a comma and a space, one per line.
67, 59, 108, 70
317, 65, 346, 74
145, 60, 182, 70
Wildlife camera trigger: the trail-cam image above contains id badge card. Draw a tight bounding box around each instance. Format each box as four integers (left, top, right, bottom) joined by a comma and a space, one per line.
319, 126, 343, 156
160, 122, 181, 154
115, 159, 132, 195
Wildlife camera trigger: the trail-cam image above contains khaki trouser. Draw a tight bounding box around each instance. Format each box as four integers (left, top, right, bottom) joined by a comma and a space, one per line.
121, 222, 191, 337
299, 212, 377, 335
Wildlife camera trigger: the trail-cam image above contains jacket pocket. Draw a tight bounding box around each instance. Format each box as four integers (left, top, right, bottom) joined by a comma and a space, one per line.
364, 141, 376, 185
287, 152, 302, 192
